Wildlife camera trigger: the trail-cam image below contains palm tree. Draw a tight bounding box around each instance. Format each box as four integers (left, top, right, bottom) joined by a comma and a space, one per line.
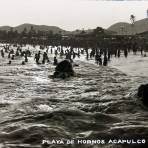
130, 14, 135, 24
130, 14, 136, 35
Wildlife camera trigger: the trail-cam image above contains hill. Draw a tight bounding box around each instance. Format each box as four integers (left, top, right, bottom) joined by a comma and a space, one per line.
0, 23, 115, 36
0, 23, 70, 34
0, 26, 11, 31
108, 18, 148, 35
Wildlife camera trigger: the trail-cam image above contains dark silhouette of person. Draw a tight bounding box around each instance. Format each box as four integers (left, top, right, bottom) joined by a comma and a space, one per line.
25, 53, 28, 62
8, 60, 11, 64
15, 49, 20, 56
42, 52, 49, 64
95, 54, 102, 65
34, 53, 39, 64
34, 51, 41, 64
22, 61, 25, 65
103, 55, 108, 66
53, 56, 58, 65
8, 52, 11, 58
1, 50, 4, 58
11, 55, 15, 60
117, 49, 120, 58
124, 49, 128, 58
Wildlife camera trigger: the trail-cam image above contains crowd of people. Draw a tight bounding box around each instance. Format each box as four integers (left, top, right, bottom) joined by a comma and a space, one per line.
0, 38, 147, 68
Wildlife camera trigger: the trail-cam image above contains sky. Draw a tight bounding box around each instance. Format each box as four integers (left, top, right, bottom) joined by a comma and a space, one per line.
0, 0, 148, 31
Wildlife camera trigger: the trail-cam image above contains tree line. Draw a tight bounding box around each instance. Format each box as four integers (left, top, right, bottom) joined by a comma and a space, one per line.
0, 25, 147, 52
0, 26, 62, 45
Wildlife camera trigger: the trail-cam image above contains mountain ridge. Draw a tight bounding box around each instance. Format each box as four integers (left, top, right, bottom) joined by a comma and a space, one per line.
0, 23, 70, 34
0, 23, 114, 35
108, 18, 148, 35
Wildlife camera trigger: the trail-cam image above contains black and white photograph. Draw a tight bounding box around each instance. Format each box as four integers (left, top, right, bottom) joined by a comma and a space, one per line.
0, 0, 148, 147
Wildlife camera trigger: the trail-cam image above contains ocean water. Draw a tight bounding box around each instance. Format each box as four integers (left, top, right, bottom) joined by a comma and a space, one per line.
0, 45, 148, 148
